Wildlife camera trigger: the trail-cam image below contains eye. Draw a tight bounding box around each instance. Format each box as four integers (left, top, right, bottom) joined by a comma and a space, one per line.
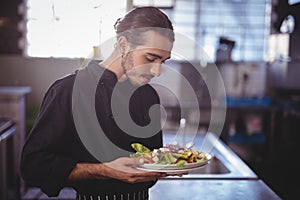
146, 57, 156, 63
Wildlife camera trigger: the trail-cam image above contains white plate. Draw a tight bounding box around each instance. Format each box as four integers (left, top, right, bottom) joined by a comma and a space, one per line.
138, 153, 212, 170
135, 163, 209, 174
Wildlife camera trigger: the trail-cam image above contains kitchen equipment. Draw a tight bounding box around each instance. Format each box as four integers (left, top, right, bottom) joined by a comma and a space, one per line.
0, 118, 16, 200
218, 62, 267, 99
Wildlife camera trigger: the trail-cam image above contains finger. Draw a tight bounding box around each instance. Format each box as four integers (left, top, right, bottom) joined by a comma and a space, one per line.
127, 172, 166, 183
132, 157, 155, 165
127, 167, 164, 177
165, 173, 186, 177
128, 166, 167, 177
143, 157, 154, 163
121, 157, 146, 166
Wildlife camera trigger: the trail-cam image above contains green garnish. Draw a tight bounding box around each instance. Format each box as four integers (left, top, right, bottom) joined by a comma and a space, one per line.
176, 160, 187, 167
131, 143, 150, 153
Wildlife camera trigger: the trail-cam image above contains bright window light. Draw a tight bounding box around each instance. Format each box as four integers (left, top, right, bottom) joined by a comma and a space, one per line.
133, 0, 174, 8
25, 0, 126, 58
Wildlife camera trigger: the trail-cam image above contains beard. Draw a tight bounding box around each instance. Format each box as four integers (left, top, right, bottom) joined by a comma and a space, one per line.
121, 52, 140, 86
121, 51, 154, 86
121, 51, 134, 76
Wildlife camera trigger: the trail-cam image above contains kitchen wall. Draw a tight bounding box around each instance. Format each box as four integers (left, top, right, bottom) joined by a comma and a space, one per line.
0, 55, 82, 110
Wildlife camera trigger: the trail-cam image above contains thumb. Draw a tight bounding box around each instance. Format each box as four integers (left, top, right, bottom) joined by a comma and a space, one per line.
132, 157, 154, 165
130, 157, 145, 166
119, 157, 153, 166
116, 157, 145, 166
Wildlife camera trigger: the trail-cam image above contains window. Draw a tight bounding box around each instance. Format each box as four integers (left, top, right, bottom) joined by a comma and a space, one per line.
158, 0, 272, 62
26, 0, 272, 61
132, 0, 174, 8
25, 0, 126, 58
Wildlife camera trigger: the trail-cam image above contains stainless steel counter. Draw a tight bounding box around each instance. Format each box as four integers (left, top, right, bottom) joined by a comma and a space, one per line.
0, 86, 31, 198
0, 118, 16, 200
153, 131, 282, 199
150, 179, 281, 200
162, 132, 258, 180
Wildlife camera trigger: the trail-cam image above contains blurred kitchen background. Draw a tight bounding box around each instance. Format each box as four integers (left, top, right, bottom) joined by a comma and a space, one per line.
1, 0, 300, 199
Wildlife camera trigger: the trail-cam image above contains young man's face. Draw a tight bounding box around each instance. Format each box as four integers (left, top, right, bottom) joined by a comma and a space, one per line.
121, 30, 173, 86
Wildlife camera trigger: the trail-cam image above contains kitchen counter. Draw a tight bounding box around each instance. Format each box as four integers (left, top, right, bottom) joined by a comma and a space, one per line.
0, 118, 16, 200
152, 131, 282, 199
0, 86, 31, 95
162, 131, 258, 180
0, 86, 31, 198
150, 179, 280, 200
0, 118, 15, 141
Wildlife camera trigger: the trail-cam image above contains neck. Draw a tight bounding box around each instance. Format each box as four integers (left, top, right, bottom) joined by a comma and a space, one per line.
99, 49, 124, 80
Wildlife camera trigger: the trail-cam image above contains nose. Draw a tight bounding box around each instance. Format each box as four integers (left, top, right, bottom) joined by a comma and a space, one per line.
150, 63, 161, 77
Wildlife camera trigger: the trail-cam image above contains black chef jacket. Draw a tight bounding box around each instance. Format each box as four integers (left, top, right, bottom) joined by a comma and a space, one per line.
20, 60, 163, 197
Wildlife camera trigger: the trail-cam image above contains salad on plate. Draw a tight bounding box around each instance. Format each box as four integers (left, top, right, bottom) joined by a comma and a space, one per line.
129, 143, 210, 169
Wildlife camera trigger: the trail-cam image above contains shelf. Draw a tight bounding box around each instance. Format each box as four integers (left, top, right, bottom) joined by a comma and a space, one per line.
227, 132, 267, 144
225, 97, 271, 107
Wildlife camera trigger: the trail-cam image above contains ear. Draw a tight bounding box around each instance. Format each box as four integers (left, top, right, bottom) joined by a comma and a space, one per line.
117, 36, 129, 55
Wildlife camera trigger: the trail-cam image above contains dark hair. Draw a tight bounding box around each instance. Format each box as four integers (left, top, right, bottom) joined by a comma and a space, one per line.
114, 6, 175, 46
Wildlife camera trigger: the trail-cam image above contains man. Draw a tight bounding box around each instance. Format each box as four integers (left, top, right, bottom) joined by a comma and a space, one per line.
21, 6, 176, 200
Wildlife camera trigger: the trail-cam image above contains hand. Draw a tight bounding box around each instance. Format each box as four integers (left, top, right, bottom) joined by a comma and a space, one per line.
68, 157, 186, 182
165, 172, 188, 177
104, 157, 166, 183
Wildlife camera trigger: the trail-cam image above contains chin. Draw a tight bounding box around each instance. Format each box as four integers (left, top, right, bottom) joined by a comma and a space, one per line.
128, 79, 143, 87
136, 82, 147, 86
129, 78, 149, 86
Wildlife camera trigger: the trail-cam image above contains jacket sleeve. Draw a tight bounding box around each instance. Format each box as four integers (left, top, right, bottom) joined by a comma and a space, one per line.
20, 80, 77, 197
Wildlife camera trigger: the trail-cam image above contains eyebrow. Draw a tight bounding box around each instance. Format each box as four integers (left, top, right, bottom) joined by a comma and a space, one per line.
146, 52, 170, 60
